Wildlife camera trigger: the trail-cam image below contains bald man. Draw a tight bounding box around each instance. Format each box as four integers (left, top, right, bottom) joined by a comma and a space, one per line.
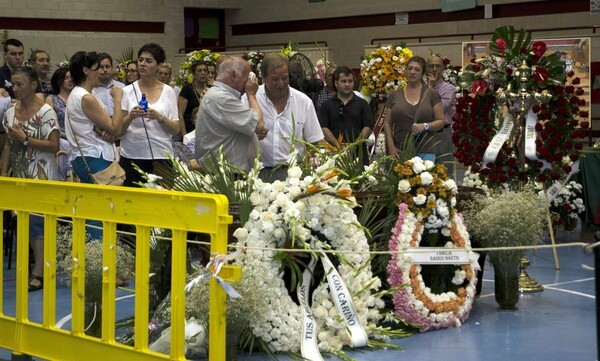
194, 56, 267, 173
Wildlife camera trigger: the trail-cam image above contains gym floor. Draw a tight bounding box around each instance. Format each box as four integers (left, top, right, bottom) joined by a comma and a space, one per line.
1, 227, 598, 361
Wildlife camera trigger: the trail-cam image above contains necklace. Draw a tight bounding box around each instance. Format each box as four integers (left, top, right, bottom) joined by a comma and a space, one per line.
193, 83, 207, 101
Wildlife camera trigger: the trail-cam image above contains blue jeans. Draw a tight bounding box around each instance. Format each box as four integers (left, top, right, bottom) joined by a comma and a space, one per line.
71, 156, 113, 240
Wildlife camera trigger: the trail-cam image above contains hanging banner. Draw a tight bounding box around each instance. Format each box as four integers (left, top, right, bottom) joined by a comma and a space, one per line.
321, 254, 369, 348
524, 104, 551, 170
481, 111, 513, 168
298, 254, 323, 361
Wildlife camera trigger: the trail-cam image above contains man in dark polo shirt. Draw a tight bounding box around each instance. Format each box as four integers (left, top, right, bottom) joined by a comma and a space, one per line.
318, 65, 373, 165
0, 38, 25, 98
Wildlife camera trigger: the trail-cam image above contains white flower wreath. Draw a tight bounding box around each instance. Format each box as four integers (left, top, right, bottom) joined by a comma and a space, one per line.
232, 165, 386, 354
387, 157, 477, 332
387, 203, 477, 332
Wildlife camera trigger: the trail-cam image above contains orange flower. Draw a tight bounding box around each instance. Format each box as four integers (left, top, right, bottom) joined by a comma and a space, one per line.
322, 142, 338, 152
464, 266, 473, 279
410, 223, 422, 247
435, 164, 447, 176
307, 184, 322, 194
321, 170, 339, 181
450, 221, 466, 247
409, 265, 419, 277
425, 300, 435, 310
426, 197, 437, 209
395, 164, 413, 176
336, 188, 352, 199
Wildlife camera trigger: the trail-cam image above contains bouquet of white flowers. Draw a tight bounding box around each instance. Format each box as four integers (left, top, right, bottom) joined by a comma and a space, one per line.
550, 181, 585, 231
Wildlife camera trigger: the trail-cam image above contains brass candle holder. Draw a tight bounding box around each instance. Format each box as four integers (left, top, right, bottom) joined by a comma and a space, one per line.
496, 60, 546, 293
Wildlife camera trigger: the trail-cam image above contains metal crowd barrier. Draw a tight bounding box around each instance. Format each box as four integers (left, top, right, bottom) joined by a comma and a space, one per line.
0, 177, 237, 361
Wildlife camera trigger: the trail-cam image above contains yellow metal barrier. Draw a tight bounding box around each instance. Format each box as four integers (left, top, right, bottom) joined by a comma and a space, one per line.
0, 177, 240, 361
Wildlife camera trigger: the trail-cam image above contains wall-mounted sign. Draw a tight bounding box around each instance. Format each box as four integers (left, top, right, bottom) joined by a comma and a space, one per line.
395, 12, 408, 25
442, 0, 476, 13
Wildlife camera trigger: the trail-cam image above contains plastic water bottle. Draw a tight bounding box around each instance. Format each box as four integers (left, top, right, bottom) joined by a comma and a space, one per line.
139, 93, 148, 112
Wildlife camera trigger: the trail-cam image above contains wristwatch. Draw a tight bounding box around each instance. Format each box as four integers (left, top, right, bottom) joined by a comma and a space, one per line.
23, 134, 29, 146
423, 123, 430, 131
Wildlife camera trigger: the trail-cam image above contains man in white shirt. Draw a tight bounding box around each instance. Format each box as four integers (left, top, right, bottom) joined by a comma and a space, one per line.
252, 53, 325, 181
92, 53, 125, 116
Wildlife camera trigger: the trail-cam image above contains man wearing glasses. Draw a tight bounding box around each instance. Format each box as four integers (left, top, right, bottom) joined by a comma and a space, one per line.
426, 55, 456, 176
318, 66, 373, 165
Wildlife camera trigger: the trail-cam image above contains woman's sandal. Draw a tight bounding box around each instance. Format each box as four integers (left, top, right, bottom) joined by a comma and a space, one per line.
28, 275, 44, 292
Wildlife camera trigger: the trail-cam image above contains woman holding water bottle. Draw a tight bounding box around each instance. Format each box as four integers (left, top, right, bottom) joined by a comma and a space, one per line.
120, 43, 180, 186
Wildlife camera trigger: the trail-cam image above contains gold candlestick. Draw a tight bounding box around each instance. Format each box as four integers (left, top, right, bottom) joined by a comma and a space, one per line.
497, 60, 544, 293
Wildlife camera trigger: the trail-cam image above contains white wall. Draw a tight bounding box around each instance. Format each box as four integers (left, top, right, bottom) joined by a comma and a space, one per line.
225, 5, 599, 69
1, 0, 597, 85
0, 0, 185, 68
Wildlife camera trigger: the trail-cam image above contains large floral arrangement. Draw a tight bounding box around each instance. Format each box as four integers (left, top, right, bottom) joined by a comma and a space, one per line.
113, 46, 134, 83
549, 180, 585, 230
466, 190, 547, 265
232, 161, 398, 357
393, 157, 457, 229
386, 157, 477, 331
141, 152, 410, 359
242, 51, 265, 78
176, 49, 220, 87
461, 167, 491, 196
314, 46, 335, 82
454, 26, 589, 189
441, 56, 461, 92
280, 41, 298, 59
360, 44, 413, 101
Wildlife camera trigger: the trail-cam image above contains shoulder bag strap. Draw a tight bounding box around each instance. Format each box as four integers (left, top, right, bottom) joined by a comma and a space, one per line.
66, 94, 117, 183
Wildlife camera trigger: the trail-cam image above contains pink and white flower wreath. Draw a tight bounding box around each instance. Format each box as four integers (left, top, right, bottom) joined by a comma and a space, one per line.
387, 203, 477, 332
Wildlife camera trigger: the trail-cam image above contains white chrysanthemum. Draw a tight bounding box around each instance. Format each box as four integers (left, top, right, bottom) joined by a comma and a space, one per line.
420, 172, 433, 185
413, 194, 427, 205
444, 179, 457, 193
410, 157, 427, 173
398, 179, 411, 193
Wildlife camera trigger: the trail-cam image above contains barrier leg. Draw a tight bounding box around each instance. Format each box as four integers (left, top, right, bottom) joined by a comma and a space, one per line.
595, 237, 600, 361
11, 352, 32, 361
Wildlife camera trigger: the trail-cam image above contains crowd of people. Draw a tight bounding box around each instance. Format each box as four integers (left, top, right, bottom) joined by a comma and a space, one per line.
0, 38, 457, 292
